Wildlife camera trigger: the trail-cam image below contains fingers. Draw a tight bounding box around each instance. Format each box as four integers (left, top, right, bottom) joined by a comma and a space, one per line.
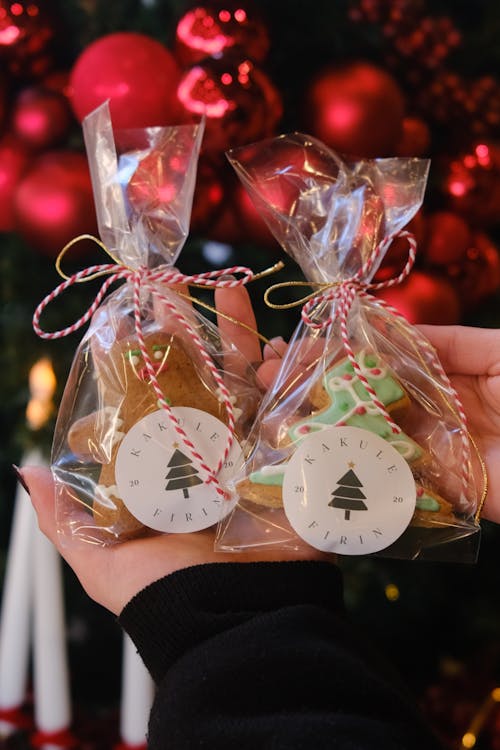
20, 465, 108, 583
215, 286, 262, 365
20, 466, 59, 548
419, 325, 500, 376
263, 336, 287, 361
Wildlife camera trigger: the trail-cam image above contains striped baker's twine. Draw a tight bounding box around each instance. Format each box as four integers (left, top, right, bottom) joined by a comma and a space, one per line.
33, 262, 259, 498
301, 229, 471, 499
301, 230, 418, 434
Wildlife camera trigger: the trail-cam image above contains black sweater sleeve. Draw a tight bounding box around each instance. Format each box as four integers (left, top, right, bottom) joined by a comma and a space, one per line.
119, 560, 443, 750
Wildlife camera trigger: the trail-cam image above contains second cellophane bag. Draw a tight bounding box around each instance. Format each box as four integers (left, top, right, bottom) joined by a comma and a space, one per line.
216, 133, 482, 562
38, 103, 260, 546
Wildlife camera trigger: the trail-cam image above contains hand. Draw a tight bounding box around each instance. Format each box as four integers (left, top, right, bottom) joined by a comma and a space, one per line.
419, 324, 500, 524
21, 286, 324, 616
259, 323, 500, 524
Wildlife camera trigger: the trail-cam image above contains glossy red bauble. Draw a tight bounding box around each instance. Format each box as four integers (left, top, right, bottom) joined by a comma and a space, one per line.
375, 270, 461, 325
303, 61, 405, 158
373, 212, 425, 281
424, 211, 472, 266
177, 54, 282, 154
441, 142, 500, 227
191, 159, 226, 233
395, 116, 431, 157
69, 33, 182, 129
12, 87, 73, 150
0, 0, 56, 79
14, 151, 98, 256
175, 1, 270, 66
447, 233, 500, 309
0, 135, 31, 231
207, 178, 277, 248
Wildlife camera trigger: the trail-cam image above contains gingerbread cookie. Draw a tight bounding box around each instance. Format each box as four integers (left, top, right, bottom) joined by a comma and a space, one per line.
237, 350, 452, 528
68, 330, 250, 540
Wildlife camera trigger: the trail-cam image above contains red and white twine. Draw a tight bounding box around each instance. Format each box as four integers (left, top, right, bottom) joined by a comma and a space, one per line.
301, 230, 471, 494
33, 262, 258, 498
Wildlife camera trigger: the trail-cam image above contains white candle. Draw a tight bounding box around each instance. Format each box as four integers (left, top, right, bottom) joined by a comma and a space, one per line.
0, 449, 39, 736
32, 522, 72, 743
120, 634, 154, 747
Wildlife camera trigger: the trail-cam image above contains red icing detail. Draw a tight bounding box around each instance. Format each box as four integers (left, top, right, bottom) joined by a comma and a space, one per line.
298, 425, 312, 434
417, 487, 424, 497
355, 406, 366, 415
139, 361, 169, 382
342, 373, 352, 380
370, 368, 382, 375
337, 421, 347, 426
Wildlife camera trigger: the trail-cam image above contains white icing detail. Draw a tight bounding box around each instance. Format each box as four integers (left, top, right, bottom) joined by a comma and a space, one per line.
215, 388, 236, 404
215, 390, 242, 421
101, 406, 125, 448
232, 407, 243, 422
390, 439, 416, 459
95, 483, 119, 508
258, 465, 286, 477
326, 376, 383, 423
130, 355, 140, 367
154, 350, 163, 360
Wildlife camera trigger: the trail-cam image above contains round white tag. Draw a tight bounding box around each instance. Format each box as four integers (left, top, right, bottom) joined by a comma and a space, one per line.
282, 426, 416, 555
115, 407, 241, 533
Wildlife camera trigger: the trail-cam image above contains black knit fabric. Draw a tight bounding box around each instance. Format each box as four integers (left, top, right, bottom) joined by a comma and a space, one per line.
119, 561, 443, 750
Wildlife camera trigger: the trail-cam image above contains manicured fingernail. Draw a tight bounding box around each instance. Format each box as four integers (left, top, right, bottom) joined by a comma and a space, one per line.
269, 336, 285, 345
12, 465, 30, 495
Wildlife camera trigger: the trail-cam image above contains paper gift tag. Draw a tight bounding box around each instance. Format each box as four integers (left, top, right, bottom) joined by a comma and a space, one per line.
116, 406, 241, 533
282, 425, 416, 555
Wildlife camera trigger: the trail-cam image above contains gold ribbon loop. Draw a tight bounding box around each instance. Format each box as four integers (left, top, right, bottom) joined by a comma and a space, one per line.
56, 234, 126, 281
264, 280, 341, 310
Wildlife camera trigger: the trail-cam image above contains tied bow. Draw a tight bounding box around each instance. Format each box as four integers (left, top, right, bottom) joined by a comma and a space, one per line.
33, 235, 282, 498
265, 230, 418, 434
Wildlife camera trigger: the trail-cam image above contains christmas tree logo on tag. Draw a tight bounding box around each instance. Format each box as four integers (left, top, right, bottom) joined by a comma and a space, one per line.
282, 426, 416, 555
329, 468, 367, 520
165, 448, 203, 498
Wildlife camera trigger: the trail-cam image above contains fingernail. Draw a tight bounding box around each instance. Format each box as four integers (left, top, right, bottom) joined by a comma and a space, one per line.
269, 336, 285, 345
12, 465, 30, 496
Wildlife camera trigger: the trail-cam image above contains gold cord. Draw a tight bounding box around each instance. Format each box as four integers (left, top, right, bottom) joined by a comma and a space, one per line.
54, 234, 285, 356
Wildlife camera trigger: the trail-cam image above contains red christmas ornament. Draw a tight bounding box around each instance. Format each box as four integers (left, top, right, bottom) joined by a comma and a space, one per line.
0, 0, 56, 79
374, 211, 425, 281
0, 135, 30, 231
14, 151, 98, 257
447, 232, 500, 309
175, 1, 270, 66
69, 33, 182, 129
423, 211, 472, 267
208, 178, 277, 248
12, 86, 73, 150
375, 270, 461, 325
395, 116, 431, 156
303, 61, 405, 158
441, 142, 500, 227
177, 54, 282, 153
191, 158, 226, 233
42, 69, 72, 99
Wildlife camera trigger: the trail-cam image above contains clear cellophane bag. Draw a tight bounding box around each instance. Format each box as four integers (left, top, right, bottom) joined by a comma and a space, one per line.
42, 103, 260, 545
216, 133, 482, 562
